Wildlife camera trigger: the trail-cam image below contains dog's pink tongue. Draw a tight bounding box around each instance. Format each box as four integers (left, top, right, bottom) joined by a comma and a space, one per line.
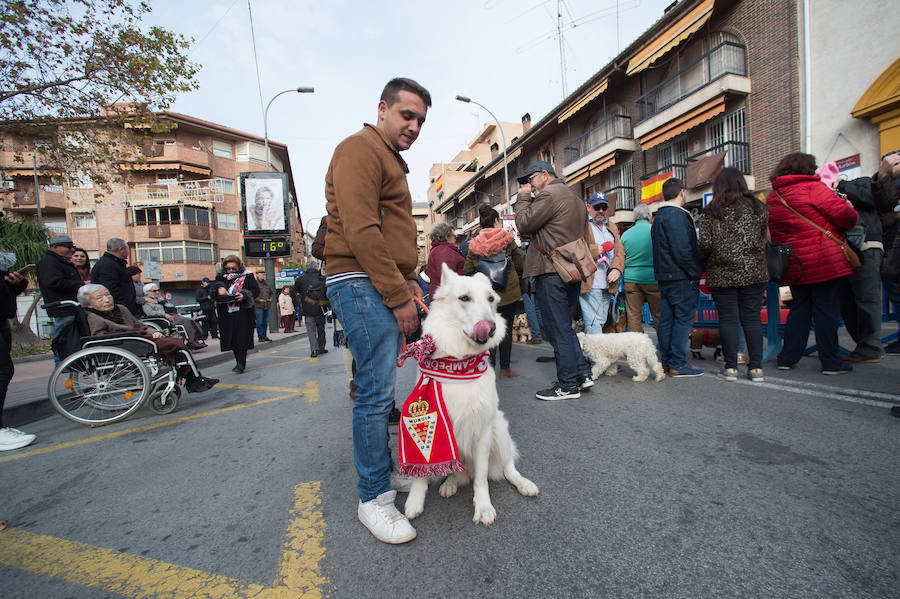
473, 320, 494, 343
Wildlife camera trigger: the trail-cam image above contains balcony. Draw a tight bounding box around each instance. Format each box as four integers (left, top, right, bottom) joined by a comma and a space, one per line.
641, 163, 688, 185
564, 115, 634, 166
635, 41, 748, 122
68, 178, 225, 207
7, 184, 68, 213
688, 141, 750, 175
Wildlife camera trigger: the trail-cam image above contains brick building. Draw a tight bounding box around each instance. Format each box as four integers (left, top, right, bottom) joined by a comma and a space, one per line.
0, 111, 304, 294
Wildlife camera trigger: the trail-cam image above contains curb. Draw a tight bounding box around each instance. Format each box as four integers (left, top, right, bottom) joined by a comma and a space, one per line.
2, 332, 307, 429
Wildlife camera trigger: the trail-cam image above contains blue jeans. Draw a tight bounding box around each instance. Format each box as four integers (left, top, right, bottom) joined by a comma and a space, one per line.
254, 308, 269, 340
523, 292, 542, 340
657, 280, 699, 370
535, 274, 591, 388
579, 288, 610, 334
327, 278, 402, 502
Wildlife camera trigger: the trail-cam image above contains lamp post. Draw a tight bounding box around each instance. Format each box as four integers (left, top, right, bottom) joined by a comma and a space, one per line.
456, 95, 509, 214
261, 86, 314, 334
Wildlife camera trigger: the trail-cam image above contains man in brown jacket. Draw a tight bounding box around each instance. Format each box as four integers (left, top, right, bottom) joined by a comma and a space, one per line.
515, 161, 595, 401
323, 77, 430, 545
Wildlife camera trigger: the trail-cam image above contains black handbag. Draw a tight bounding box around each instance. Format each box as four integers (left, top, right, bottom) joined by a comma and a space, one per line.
766, 241, 802, 282
475, 251, 510, 291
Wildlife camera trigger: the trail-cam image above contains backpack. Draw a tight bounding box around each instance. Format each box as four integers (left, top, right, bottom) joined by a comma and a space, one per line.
475, 250, 510, 291
304, 272, 329, 306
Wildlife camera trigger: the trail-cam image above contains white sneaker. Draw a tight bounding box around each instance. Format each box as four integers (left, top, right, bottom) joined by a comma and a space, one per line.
357, 490, 416, 544
580, 376, 595, 390
390, 472, 414, 493
0, 427, 36, 451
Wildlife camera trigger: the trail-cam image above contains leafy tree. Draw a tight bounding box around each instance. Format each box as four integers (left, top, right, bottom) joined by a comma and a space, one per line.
0, 0, 199, 188
0, 214, 50, 346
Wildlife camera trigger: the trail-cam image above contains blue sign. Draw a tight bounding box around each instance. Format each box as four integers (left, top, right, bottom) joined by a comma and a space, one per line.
279, 269, 302, 278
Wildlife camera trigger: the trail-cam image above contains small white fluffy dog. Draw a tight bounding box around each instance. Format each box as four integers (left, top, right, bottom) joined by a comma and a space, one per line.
577, 331, 665, 382
404, 265, 538, 526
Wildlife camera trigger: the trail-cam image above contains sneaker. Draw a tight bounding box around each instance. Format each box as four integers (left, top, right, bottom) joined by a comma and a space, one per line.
776, 362, 794, 370
748, 368, 765, 382
0, 427, 36, 451
390, 472, 414, 493
536, 356, 555, 363
822, 363, 853, 375
535, 384, 581, 401
499, 368, 520, 378
318, 348, 329, 355
357, 490, 416, 544
718, 367, 738, 382
667, 365, 704, 378
186, 376, 219, 393
843, 351, 884, 363
580, 376, 594, 390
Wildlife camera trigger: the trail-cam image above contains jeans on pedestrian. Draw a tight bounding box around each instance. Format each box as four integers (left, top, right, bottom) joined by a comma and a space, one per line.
51, 315, 75, 365
535, 274, 591, 388
839, 248, 884, 358
326, 278, 402, 502
579, 288, 609, 334
657, 280, 699, 370
523, 292, 543, 340
779, 278, 844, 369
254, 308, 269, 340
709, 284, 765, 370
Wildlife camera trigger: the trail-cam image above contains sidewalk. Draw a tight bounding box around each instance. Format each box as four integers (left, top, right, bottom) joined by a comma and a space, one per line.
3, 328, 307, 428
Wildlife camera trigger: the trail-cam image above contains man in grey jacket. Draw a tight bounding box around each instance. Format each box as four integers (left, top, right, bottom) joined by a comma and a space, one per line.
515, 161, 594, 400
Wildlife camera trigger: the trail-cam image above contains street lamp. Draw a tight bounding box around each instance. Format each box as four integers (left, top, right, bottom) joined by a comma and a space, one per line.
261, 86, 313, 334
456, 95, 510, 214
264, 86, 314, 172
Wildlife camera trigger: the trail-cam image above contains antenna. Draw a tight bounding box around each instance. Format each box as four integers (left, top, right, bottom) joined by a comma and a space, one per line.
557, 0, 567, 97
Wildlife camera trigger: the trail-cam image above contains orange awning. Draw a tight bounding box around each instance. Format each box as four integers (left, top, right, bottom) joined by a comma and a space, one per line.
626, 0, 715, 76
558, 79, 609, 124
566, 151, 617, 187
122, 162, 212, 176
638, 96, 726, 149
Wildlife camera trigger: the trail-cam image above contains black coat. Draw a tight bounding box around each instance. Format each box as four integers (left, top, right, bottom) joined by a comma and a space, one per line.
91, 252, 137, 315
210, 271, 259, 352
1, 276, 28, 320
293, 269, 329, 317
196, 284, 215, 310
37, 250, 84, 317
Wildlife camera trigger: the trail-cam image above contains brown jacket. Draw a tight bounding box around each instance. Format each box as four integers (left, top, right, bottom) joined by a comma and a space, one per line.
516, 178, 594, 278
324, 124, 418, 308
85, 305, 152, 335
254, 280, 273, 310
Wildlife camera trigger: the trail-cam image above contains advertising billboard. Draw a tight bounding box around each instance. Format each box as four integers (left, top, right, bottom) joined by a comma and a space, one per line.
240, 172, 289, 236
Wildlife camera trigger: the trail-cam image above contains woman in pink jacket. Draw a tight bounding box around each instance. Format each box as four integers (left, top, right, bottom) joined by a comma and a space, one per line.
767, 152, 859, 375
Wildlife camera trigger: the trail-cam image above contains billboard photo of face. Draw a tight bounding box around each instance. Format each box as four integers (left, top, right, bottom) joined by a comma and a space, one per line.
243, 176, 287, 233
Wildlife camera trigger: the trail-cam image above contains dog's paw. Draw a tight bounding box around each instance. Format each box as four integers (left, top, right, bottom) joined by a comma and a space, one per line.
438, 478, 459, 498
404, 497, 425, 520
606, 365, 618, 376
632, 374, 648, 382
473, 503, 497, 526
516, 478, 539, 497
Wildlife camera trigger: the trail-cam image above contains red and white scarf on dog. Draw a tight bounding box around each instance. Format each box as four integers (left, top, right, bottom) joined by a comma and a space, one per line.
396, 334, 489, 477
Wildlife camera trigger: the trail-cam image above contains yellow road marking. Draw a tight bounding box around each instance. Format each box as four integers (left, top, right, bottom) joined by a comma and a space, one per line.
0, 481, 327, 598
212, 357, 310, 376
216, 383, 308, 393
0, 381, 319, 464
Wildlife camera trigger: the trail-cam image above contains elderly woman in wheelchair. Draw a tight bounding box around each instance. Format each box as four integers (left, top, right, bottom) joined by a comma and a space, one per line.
78, 283, 218, 394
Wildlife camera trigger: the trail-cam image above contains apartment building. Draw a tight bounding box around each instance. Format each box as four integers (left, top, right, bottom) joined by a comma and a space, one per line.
435, 0, 895, 229
0, 111, 305, 292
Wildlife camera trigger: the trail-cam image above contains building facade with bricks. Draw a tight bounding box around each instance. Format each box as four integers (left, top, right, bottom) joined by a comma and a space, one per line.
0, 112, 305, 294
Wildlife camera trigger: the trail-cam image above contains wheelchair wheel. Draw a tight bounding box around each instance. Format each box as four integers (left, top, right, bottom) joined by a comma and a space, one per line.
149, 385, 181, 415
48, 347, 151, 426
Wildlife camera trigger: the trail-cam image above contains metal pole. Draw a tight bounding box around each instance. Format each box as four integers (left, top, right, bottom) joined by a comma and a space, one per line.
32, 149, 42, 223
455, 96, 509, 214
262, 86, 313, 333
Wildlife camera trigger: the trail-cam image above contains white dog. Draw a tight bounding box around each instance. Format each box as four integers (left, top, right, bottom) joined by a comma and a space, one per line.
403, 265, 538, 526
577, 331, 665, 382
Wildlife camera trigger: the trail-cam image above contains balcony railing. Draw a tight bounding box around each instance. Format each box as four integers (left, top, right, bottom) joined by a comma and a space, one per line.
641, 163, 688, 184
69, 178, 225, 206
687, 141, 750, 174
636, 41, 747, 122
564, 114, 633, 166
603, 185, 637, 210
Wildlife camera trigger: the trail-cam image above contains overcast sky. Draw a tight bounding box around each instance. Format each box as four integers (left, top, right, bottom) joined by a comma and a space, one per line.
150, 0, 675, 230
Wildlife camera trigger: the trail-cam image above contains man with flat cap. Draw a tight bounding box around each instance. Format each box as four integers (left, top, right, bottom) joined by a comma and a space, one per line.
515, 160, 595, 401
37, 234, 84, 358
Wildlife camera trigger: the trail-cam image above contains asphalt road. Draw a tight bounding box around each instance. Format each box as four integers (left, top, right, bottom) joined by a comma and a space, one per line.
1, 335, 898, 598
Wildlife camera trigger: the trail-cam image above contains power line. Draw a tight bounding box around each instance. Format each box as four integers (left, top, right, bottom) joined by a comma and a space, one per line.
188, 0, 241, 56
247, 0, 266, 127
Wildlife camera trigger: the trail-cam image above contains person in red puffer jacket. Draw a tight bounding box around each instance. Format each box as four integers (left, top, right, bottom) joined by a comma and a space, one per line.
767, 152, 859, 375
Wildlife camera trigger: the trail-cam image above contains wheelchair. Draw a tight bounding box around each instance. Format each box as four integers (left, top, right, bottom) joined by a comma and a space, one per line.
43, 300, 196, 426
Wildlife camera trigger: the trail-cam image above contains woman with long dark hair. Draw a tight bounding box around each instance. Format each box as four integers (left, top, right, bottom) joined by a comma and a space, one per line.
464, 204, 524, 377
698, 167, 769, 382
766, 152, 859, 375
71, 248, 91, 283
210, 255, 259, 373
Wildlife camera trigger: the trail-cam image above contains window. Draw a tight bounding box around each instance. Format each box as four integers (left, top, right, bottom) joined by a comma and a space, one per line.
44, 219, 67, 234
185, 241, 214, 262
73, 213, 96, 228
183, 206, 210, 226
155, 138, 176, 146
134, 207, 181, 225
237, 141, 283, 171
213, 139, 233, 159
607, 161, 635, 209
220, 248, 239, 260
218, 213, 238, 229
214, 177, 234, 194
706, 107, 749, 172
136, 241, 215, 264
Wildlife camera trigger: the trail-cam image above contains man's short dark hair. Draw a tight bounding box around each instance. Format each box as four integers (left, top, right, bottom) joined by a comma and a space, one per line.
381, 78, 432, 108
662, 178, 685, 200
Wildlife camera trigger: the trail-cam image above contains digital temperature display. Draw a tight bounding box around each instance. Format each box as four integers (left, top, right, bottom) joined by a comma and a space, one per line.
244, 237, 291, 257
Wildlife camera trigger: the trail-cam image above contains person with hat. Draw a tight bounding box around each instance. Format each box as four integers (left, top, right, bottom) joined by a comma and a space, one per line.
195, 277, 218, 340
581, 192, 624, 334
515, 160, 595, 401
37, 234, 84, 359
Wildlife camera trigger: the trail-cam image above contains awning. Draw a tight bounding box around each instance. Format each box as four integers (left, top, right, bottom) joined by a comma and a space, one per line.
129, 198, 212, 208
3, 169, 62, 177
121, 162, 212, 176
566, 151, 618, 187
638, 96, 726, 149
558, 79, 609, 124
626, 0, 715, 76
483, 147, 522, 178
852, 56, 900, 157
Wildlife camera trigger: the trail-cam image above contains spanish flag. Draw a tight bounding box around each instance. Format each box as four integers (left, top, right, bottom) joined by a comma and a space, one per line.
641, 171, 672, 204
